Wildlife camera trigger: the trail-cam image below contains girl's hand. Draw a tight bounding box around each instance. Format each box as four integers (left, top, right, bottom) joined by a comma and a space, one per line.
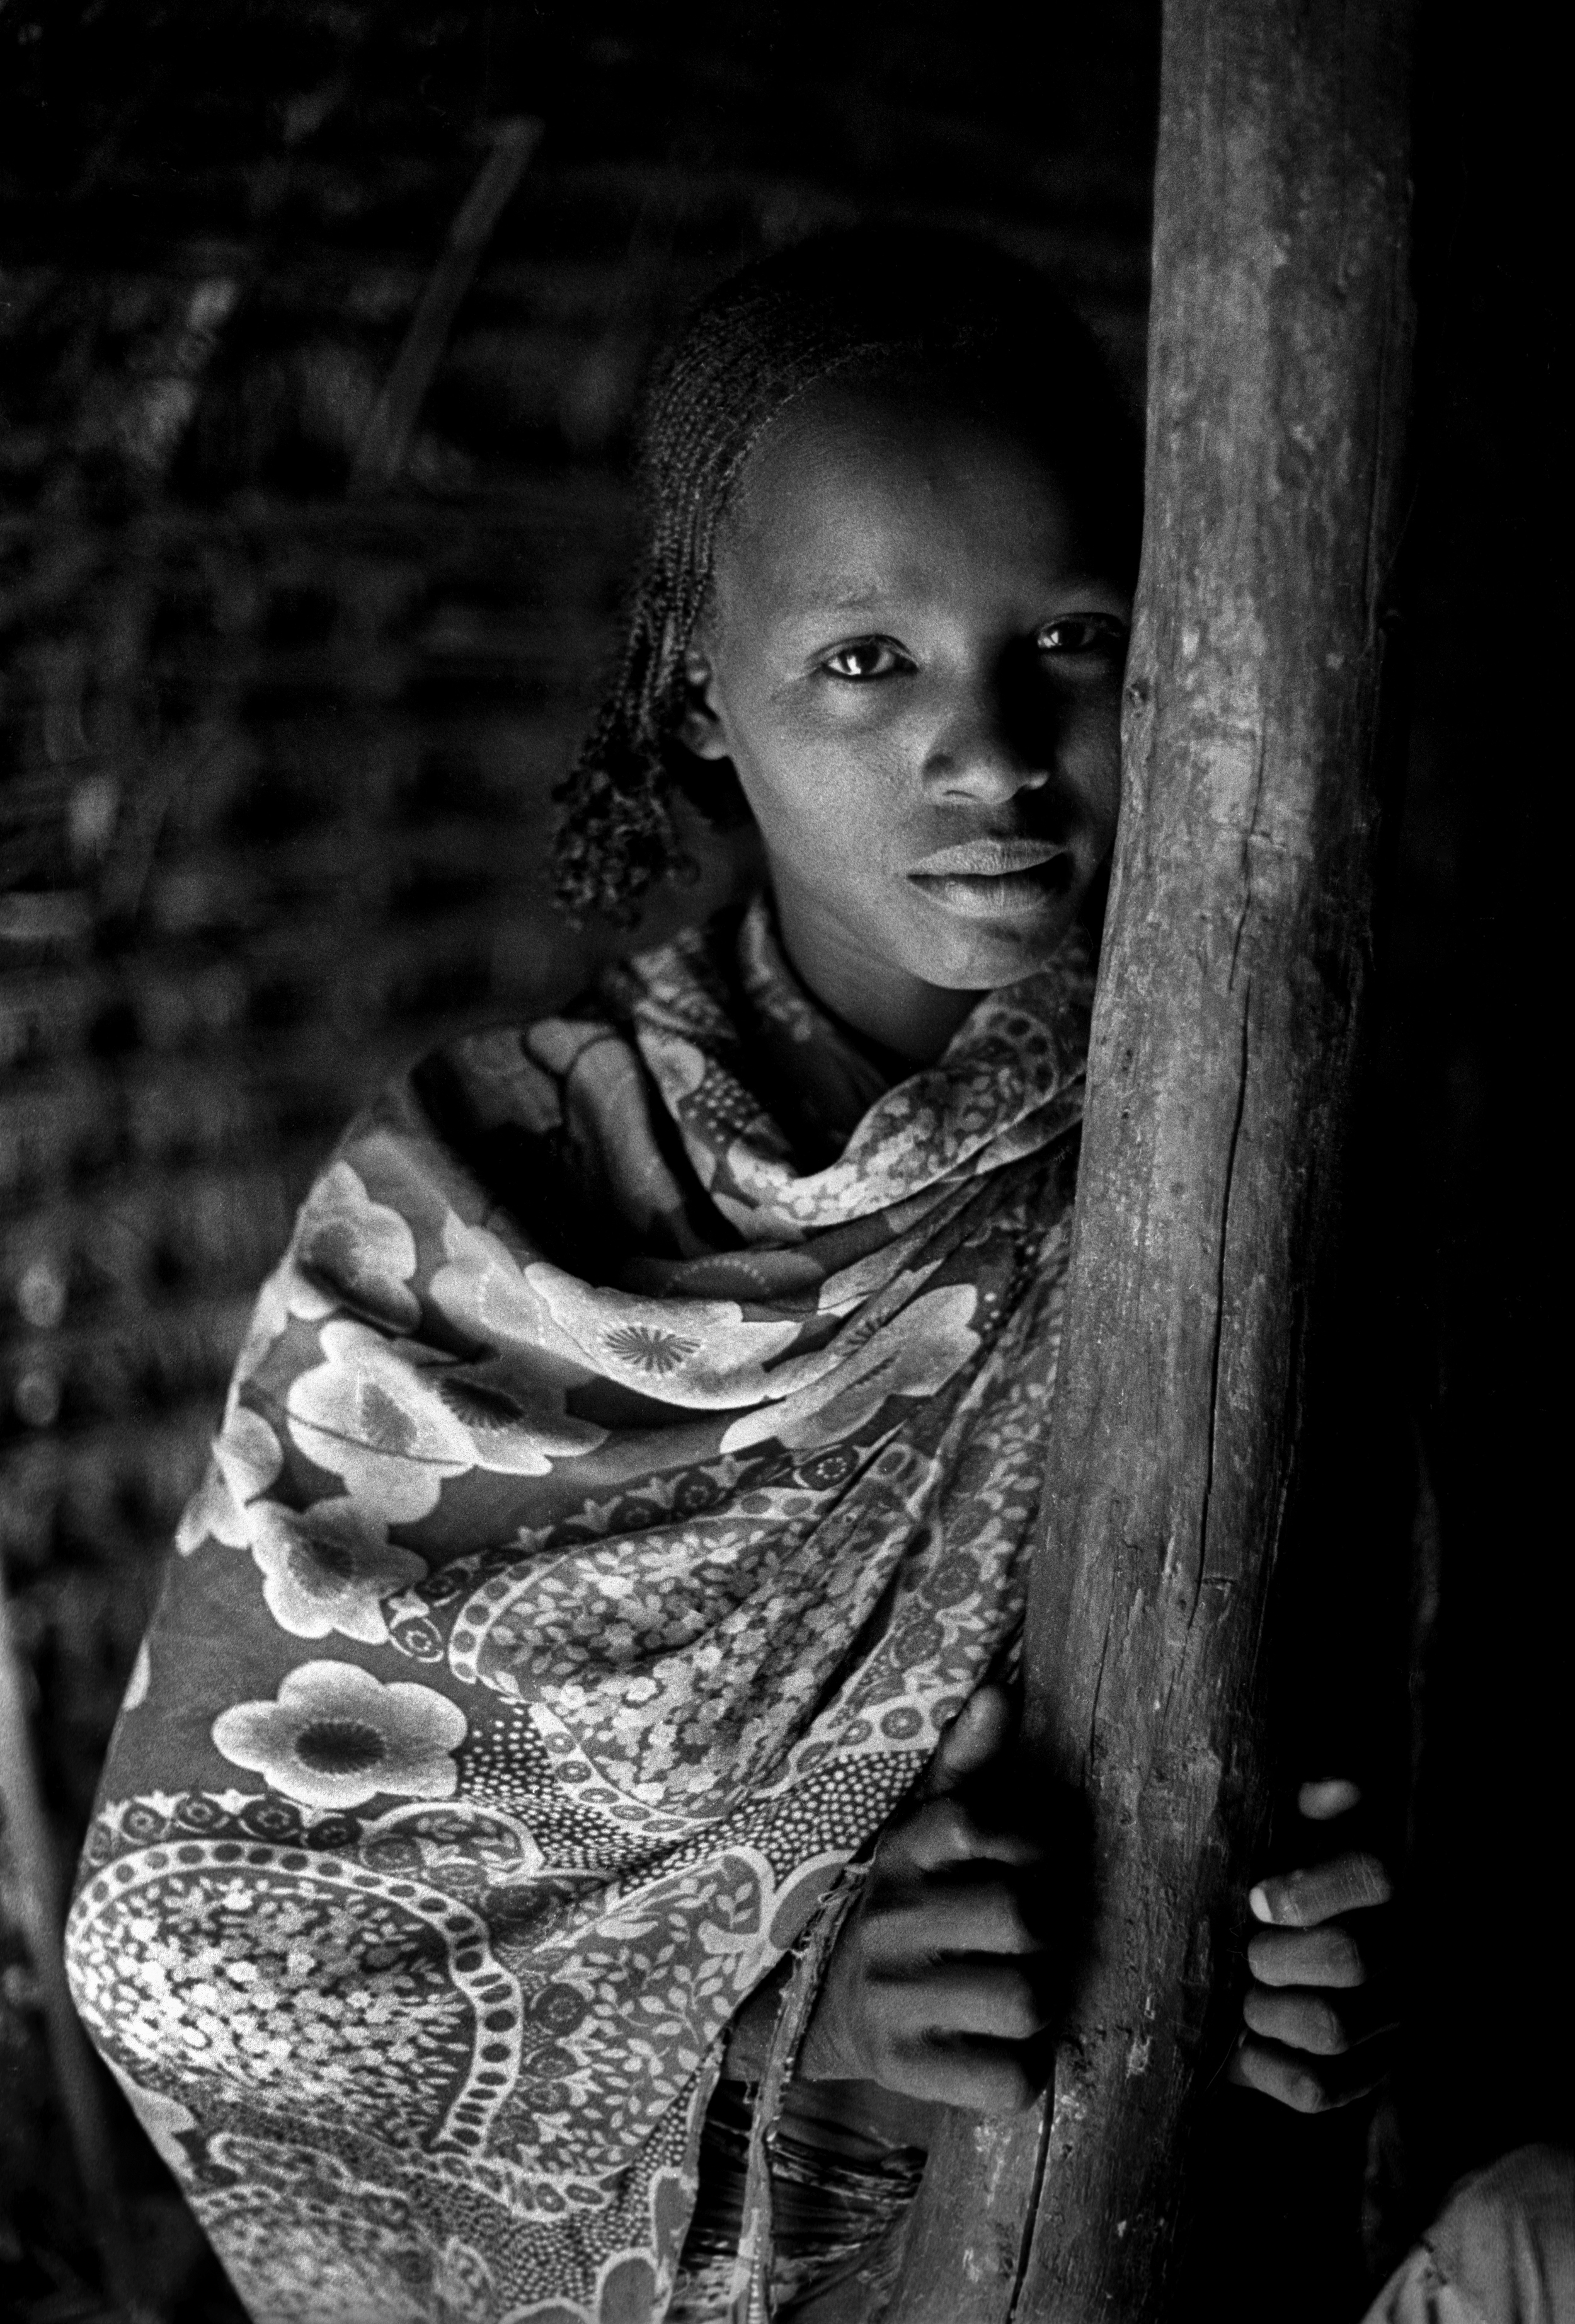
799, 1685, 1051, 2114
1227, 1778, 1398, 2114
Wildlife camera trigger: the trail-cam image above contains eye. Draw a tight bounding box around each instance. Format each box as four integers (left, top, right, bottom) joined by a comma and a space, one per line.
821, 639, 909, 681
1036, 613, 1129, 656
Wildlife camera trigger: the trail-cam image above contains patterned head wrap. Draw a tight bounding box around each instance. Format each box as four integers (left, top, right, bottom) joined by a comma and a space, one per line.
552, 225, 1142, 924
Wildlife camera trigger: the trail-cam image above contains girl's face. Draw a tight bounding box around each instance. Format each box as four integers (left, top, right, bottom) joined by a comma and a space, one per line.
681, 376, 1131, 1062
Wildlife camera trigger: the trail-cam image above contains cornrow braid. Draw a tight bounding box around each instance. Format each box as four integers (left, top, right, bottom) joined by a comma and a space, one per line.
553, 226, 1141, 926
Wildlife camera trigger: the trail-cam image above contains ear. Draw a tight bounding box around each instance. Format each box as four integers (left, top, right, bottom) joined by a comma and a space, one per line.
678, 643, 732, 762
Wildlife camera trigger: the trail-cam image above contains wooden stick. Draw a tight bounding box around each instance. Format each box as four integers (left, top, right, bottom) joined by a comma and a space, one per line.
886, 1, 1415, 2313
349, 115, 543, 494
0, 1561, 143, 2314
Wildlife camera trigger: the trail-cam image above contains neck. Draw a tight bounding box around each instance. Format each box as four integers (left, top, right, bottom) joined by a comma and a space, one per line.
769, 870, 982, 1067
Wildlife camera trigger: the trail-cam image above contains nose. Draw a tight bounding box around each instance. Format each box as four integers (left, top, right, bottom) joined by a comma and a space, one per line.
919, 648, 1055, 805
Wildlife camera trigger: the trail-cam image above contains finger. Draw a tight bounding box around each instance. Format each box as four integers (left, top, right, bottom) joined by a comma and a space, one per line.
886, 2034, 1044, 2115
1242, 1984, 1353, 2056
1297, 1778, 1362, 1822
879, 1882, 1043, 1962
921, 1686, 1012, 1799
886, 1959, 1053, 2045
1242, 1979, 1400, 2056
1227, 2032, 1389, 2115
1249, 1851, 1391, 1928
1247, 1924, 1366, 1989
900, 1795, 1043, 1876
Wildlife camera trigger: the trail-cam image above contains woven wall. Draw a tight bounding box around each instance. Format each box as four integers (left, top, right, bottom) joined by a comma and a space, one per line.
1, 5, 1159, 2309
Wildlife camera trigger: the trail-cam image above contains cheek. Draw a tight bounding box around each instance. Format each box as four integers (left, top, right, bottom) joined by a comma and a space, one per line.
733, 705, 910, 866
1060, 691, 1124, 843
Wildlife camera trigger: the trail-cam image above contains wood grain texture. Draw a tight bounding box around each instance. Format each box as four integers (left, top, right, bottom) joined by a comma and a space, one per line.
887, 1, 1414, 2313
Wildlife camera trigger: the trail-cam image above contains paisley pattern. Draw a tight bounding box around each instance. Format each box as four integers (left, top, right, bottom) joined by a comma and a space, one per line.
67, 897, 1090, 2323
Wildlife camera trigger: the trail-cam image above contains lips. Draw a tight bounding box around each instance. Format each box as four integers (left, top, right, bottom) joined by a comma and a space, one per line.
907, 838, 1074, 919
908, 838, 1067, 877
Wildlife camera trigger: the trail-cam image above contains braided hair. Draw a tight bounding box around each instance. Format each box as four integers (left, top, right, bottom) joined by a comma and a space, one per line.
552, 226, 1142, 925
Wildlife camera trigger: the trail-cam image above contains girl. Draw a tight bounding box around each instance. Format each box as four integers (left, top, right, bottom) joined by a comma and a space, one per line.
67, 230, 1394, 2323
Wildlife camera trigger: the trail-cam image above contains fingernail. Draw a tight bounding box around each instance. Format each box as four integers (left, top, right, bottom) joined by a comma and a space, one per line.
1298, 1778, 1362, 1821
1248, 1883, 1274, 1923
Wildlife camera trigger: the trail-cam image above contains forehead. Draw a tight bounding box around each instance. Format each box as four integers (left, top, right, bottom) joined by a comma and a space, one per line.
713, 376, 1094, 621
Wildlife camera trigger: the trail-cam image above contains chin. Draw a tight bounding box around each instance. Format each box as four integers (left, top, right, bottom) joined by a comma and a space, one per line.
905, 903, 1080, 992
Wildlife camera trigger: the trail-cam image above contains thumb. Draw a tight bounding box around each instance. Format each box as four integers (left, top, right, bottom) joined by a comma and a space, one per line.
921, 1684, 1012, 1799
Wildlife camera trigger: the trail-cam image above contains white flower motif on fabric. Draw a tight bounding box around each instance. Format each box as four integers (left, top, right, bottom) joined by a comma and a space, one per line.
122, 1637, 151, 1710
428, 1212, 551, 1350
524, 1263, 801, 1408
815, 1217, 952, 1318
287, 1321, 475, 1522
175, 1406, 284, 1555
106, 2063, 197, 2178
430, 1355, 608, 1476
218, 1404, 284, 1503
450, 1027, 564, 1130
212, 1660, 466, 1808
294, 1159, 421, 1329
720, 1284, 980, 1453
175, 1459, 244, 1556
232, 1260, 335, 1396
600, 1323, 699, 1378
525, 1012, 626, 1081
628, 1024, 709, 1107
244, 1497, 428, 1642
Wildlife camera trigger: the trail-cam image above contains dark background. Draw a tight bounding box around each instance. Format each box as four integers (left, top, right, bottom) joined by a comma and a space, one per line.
0, 4, 1565, 2318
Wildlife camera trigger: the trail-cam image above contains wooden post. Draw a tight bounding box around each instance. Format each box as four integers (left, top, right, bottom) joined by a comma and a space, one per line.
886, 1, 1415, 2315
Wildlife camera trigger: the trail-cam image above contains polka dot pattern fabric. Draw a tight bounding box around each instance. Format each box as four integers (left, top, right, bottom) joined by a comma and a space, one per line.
67, 896, 1091, 2323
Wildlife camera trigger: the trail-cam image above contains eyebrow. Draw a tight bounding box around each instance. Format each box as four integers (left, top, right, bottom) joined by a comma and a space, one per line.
781, 581, 888, 614
775, 572, 1126, 627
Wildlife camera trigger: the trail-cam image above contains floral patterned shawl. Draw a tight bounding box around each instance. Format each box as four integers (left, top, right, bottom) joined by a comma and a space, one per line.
67, 895, 1090, 2324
